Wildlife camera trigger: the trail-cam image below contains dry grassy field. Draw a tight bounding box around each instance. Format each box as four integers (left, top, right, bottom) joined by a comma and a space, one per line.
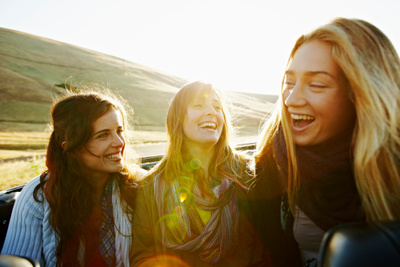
0, 129, 259, 191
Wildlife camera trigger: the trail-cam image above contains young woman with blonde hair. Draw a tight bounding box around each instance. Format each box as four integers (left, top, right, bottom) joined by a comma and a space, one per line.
2, 89, 145, 266
253, 18, 400, 266
132, 81, 263, 266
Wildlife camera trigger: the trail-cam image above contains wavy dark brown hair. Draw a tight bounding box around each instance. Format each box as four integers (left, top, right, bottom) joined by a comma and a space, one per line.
33, 88, 139, 265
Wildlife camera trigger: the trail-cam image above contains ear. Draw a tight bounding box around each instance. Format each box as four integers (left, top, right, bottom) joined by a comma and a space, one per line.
61, 141, 66, 150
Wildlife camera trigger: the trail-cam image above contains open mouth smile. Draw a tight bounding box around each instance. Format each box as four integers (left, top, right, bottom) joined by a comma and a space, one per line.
291, 114, 315, 129
105, 152, 122, 159
199, 122, 217, 130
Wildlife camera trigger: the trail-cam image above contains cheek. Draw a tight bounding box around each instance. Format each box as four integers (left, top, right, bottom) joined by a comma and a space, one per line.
323, 99, 355, 132
86, 141, 108, 157
182, 118, 192, 138
186, 110, 200, 123
80, 154, 95, 170
86, 143, 101, 154
283, 90, 290, 103
182, 116, 189, 128
219, 117, 224, 127
314, 93, 340, 115
336, 98, 356, 129
218, 112, 225, 124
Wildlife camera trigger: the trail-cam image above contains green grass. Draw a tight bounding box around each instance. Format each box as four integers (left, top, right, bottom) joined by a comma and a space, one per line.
0, 102, 51, 123
0, 28, 275, 133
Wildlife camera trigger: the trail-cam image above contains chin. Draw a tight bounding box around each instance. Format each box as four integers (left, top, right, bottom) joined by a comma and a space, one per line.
293, 136, 315, 147
111, 165, 124, 173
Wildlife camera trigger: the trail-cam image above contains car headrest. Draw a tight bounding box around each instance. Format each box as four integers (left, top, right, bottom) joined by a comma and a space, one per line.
318, 221, 400, 267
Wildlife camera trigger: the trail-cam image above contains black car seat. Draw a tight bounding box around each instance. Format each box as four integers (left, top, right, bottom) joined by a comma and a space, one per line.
319, 221, 400, 267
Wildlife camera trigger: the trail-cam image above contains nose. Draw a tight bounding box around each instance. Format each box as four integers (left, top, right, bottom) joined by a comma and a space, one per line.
284, 84, 307, 107
112, 133, 125, 147
204, 103, 217, 115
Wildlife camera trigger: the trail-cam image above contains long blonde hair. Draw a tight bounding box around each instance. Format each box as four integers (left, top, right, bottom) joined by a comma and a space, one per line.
148, 80, 251, 189
256, 17, 400, 221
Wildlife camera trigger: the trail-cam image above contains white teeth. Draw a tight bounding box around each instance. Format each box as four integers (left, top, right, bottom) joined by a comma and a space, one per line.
106, 153, 120, 159
291, 114, 314, 120
199, 122, 217, 129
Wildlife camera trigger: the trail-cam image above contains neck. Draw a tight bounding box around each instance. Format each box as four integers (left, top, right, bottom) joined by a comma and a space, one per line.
184, 144, 216, 174
86, 173, 110, 198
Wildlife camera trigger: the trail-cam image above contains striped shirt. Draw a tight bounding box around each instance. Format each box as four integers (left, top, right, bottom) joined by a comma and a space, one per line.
1, 169, 147, 266
1, 176, 56, 266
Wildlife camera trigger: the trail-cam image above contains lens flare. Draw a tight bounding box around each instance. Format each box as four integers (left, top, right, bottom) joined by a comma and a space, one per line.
137, 254, 190, 267
156, 214, 187, 243
183, 161, 192, 172
175, 186, 193, 206
190, 158, 201, 170
179, 192, 187, 202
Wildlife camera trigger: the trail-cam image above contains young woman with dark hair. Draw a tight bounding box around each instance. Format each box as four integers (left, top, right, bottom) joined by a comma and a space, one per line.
2, 89, 145, 266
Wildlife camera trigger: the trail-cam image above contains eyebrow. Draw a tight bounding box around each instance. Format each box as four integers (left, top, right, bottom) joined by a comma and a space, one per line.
93, 129, 109, 136
285, 70, 336, 79
191, 97, 220, 103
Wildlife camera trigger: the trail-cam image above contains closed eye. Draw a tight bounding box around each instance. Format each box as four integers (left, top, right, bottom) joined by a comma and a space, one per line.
310, 82, 328, 89
213, 105, 221, 110
284, 80, 295, 90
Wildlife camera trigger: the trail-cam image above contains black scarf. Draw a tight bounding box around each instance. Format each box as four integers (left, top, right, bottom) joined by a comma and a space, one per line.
273, 128, 365, 231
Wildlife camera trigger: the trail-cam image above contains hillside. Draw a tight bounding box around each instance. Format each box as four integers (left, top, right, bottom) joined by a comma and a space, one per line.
0, 27, 277, 134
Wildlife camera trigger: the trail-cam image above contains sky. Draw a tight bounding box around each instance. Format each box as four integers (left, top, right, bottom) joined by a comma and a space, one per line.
1, 0, 399, 95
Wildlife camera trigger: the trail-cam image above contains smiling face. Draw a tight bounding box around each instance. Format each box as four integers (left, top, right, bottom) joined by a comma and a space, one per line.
283, 40, 356, 146
80, 109, 125, 179
182, 90, 224, 150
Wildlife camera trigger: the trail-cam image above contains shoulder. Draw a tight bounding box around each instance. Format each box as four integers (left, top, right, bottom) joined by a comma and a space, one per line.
17, 175, 42, 203
133, 173, 159, 217
226, 150, 252, 171
12, 175, 49, 219
22, 175, 41, 191
136, 172, 157, 196
231, 151, 255, 183
255, 147, 280, 182
252, 153, 286, 200
135, 167, 148, 181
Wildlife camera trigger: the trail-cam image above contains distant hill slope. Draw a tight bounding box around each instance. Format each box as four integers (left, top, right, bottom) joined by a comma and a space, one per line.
0, 27, 277, 133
